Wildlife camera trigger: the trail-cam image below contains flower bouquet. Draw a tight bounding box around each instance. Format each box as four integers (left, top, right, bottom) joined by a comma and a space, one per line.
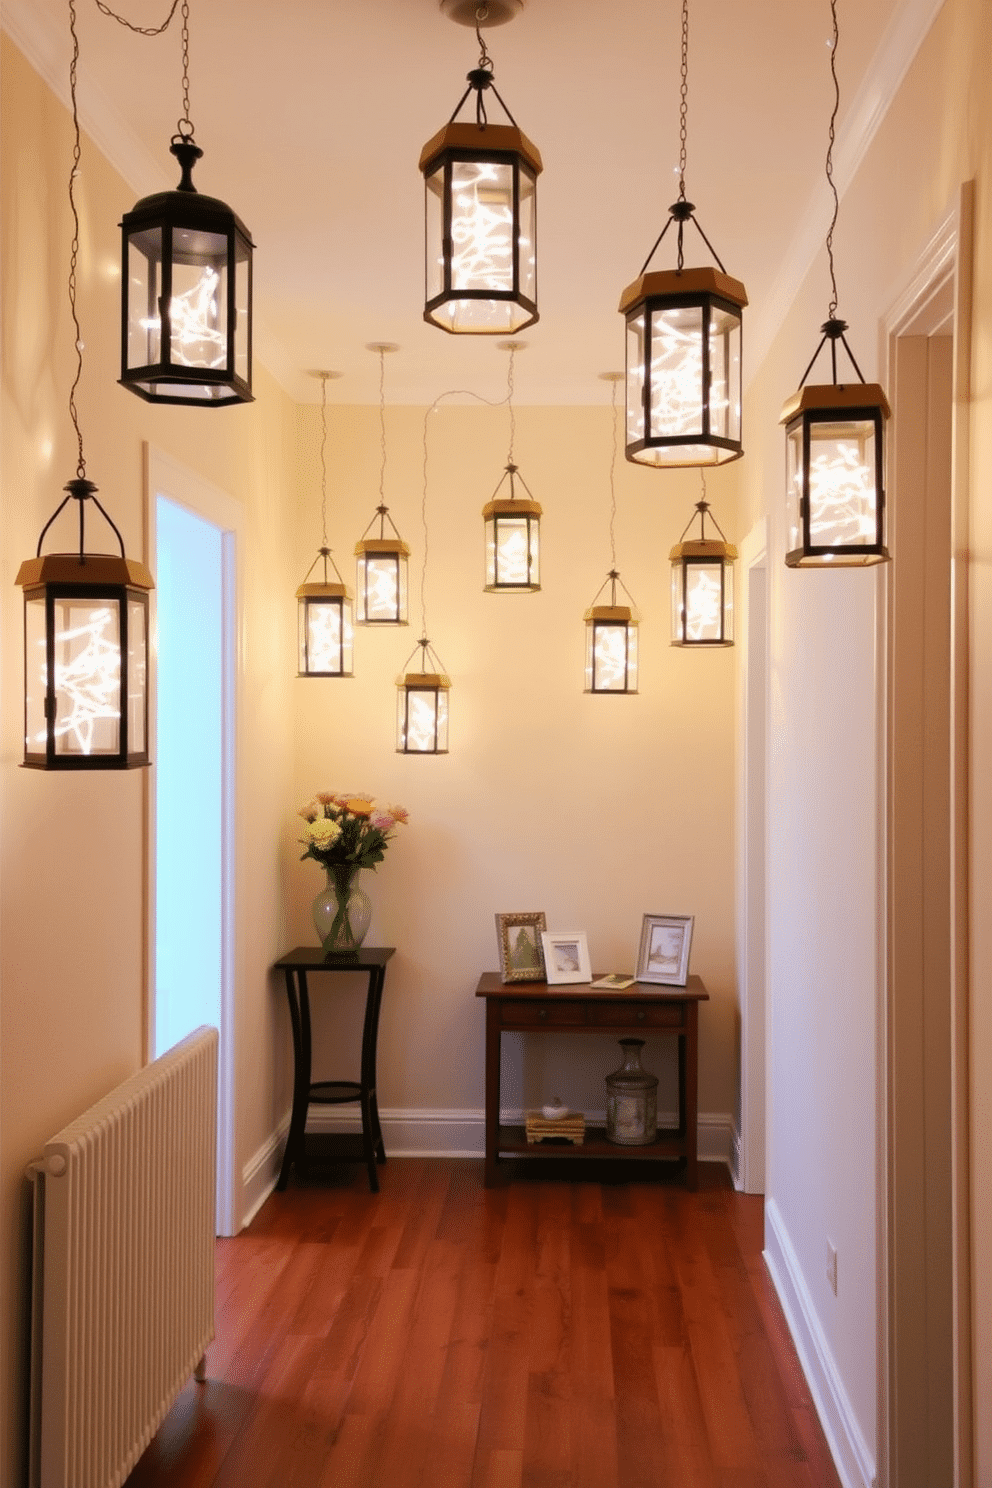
298, 793, 409, 952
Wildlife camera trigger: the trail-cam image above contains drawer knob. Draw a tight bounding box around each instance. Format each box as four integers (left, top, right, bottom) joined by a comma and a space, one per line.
538, 1008, 547, 1019
637, 1010, 645, 1021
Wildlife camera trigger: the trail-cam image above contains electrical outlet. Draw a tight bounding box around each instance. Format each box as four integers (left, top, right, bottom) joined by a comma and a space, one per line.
826, 1240, 838, 1295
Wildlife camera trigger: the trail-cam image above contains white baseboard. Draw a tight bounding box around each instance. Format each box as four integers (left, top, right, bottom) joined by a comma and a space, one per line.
239, 1113, 289, 1230
764, 1199, 876, 1488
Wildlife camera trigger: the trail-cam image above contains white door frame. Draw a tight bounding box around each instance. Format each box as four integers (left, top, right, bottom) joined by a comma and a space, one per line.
878, 182, 974, 1488
737, 517, 769, 1194
144, 443, 242, 1238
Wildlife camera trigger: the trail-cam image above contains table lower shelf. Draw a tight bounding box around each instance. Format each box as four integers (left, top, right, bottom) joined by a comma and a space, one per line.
496, 1122, 687, 1161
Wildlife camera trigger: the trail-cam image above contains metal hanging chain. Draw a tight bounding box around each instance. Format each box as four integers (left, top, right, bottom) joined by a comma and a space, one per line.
475, 4, 492, 71
677, 0, 689, 202
824, 0, 841, 319
90, 0, 193, 138
319, 374, 329, 549
67, 0, 86, 480
93, 0, 181, 36
608, 376, 619, 572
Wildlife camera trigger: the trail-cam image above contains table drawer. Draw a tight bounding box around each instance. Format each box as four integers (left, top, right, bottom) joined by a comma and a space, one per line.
502, 1000, 587, 1027
587, 1001, 685, 1029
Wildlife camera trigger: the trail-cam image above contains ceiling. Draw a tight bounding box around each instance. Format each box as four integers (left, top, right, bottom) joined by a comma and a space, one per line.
3, 0, 932, 407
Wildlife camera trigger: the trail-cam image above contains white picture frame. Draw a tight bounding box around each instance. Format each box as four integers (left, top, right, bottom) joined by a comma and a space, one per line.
540, 930, 592, 985
636, 914, 694, 986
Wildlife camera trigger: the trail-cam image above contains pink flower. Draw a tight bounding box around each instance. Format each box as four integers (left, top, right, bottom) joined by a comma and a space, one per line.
370, 810, 394, 831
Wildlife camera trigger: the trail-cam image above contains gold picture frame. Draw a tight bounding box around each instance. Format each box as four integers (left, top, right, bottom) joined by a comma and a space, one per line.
495, 911, 547, 983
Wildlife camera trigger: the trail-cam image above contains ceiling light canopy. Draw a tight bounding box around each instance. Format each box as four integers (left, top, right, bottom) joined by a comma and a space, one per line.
620, 0, 746, 469
119, 2, 253, 405
670, 486, 736, 646
421, 6, 541, 335
782, 0, 890, 568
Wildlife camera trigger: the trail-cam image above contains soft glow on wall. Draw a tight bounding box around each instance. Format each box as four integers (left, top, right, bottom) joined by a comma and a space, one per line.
421, 12, 541, 334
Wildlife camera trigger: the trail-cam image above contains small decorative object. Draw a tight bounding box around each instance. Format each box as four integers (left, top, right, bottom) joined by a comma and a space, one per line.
526, 1110, 586, 1146
605, 1039, 658, 1146
298, 793, 409, 952
590, 974, 636, 991
495, 910, 547, 982
541, 931, 592, 985
542, 1097, 567, 1120
636, 914, 694, 986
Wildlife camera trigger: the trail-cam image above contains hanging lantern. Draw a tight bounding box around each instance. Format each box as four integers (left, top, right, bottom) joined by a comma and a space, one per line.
484, 464, 541, 591
619, 0, 746, 468
420, 14, 540, 334
670, 498, 736, 645
120, 138, 253, 406
17, 480, 153, 770
396, 640, 451, 754
296, 551, 354, 677
782, 328, 890, 568
584, 572, 639, 694
356, 527, 411, 624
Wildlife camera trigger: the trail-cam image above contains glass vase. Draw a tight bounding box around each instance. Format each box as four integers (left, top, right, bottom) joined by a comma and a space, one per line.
605, 1038, 658, 1145
312, 863, 372, 953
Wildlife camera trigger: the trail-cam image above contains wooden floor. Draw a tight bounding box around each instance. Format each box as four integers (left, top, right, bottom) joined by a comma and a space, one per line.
125, 1156, 842, 1488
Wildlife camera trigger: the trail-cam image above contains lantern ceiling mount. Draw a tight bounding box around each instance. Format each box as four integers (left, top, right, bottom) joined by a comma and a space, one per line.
439, 0, 525, 26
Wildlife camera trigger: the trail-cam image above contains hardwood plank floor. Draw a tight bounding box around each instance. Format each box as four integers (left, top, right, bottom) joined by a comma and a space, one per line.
124, 1158, 843, 1488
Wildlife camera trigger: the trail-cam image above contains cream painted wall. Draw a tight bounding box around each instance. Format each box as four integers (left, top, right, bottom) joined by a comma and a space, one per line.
739, 0, 992, 1480
289, 400, 741, 1125
0, 36, 297, 1488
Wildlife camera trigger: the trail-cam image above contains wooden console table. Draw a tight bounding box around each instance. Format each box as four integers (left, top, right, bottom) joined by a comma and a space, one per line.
475, 972, 709, 1189
276, 947, 395, 1193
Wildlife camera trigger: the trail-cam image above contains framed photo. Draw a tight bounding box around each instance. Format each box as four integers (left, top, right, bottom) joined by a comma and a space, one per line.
540, 931, 592, 985
636, 914, 694, 986
495, 911, 547, 983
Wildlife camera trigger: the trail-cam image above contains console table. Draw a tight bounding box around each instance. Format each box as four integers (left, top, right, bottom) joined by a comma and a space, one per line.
475, 972, 709, 1189
275, 947, 394, 1192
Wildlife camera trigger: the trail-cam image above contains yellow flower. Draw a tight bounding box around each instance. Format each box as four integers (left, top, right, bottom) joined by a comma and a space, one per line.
345, 797, 373, 817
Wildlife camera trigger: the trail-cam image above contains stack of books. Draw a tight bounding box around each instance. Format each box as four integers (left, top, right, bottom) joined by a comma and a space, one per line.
524, 1110, 586, 1145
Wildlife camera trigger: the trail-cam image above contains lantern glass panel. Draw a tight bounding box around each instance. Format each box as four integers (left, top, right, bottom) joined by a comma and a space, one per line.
25, 593, 47, 754
625, 308, 647, 446
586, 620, 637, 693
786, 420, 804, 553
299, 596, 353, 675
398, 686, 449, 753
125, 226, 162, 370
648, 304, 704, 440
53, 595, 122, 758
487, 514, 537, 587
450, 158, 514, 295
683, 560, 731, 643
234, 239, 250, 387
518, 165, 536, 303
807, 417, 879, 550
359, 554, 408, 623
709, 303, 742, 444
128, 597, 147, 755
169, 227, 228, 374
425, 164, 445, 302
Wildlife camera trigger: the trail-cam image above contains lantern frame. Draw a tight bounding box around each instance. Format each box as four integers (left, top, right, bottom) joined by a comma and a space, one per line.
781, 380, 890, 568
620, 262, 747, 468
120, 139, 254, 406
483, 463, 541, 591
420, 62, 542, 336
396, 640, 451, 754
669, 499, 737, 646
16, 480, 153, 770
296, 549, 354, 678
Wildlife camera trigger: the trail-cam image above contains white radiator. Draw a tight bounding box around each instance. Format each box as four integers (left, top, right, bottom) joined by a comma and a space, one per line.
28, 1026, 218, 1488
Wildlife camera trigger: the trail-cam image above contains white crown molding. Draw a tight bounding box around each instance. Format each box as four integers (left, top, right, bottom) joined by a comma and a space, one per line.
748, 0, 948, 383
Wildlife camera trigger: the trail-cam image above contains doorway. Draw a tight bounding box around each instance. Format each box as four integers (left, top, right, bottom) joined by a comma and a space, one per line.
146, 446, 239, 1236
738, 520, 768, 1195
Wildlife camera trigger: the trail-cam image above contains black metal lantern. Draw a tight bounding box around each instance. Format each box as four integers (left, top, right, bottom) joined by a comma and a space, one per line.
296, 551, 354, 677
420, 17, 541, 334
396, 640, 450, 754
483, 464, 541, 590
356, 527, 411, 625
16, 480, 153, 769
782, 332, 890, 569
120, 137, 253, 405
670, 499, 737, 645
584, 573, 639, 693
619, 0, 746, 468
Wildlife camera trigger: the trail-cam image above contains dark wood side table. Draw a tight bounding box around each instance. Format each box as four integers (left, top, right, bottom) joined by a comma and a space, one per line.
276, 947, 395, 1193
475, 972, 709, 1189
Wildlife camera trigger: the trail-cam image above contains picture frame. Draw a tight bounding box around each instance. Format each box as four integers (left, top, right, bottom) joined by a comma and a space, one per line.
636, 914, 694, 986
495, 911, 547, 983
540, 930, 592, 985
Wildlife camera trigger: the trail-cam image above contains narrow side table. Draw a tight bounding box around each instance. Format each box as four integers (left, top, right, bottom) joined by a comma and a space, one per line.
275, 946, 395, 1193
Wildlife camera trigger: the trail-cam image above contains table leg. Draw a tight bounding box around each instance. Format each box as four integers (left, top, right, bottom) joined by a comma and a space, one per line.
484, 998, 501, 1187
684, 1000, 699, 1191
359, 965, 387, 1191
277, 968, 311, 1190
